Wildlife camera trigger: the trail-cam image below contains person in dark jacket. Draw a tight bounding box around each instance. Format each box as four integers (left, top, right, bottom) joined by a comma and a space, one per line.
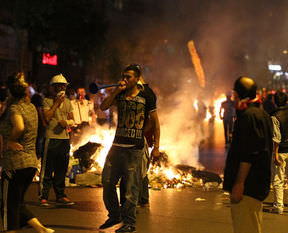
223, 76, 273, 233
263, 93, 276, 116
271, 91, 288, 214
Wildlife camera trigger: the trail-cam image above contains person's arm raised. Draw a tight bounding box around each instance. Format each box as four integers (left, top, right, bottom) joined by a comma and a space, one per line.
100, 81, 126, 111
44, 94, 65, 122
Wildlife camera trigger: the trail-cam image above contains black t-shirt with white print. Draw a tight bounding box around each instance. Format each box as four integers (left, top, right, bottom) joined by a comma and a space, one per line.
113, 89, 156, 149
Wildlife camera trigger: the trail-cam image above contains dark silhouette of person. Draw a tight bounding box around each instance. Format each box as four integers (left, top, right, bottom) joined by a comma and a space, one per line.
220, 92, 235, 145
263, 93, 276, 116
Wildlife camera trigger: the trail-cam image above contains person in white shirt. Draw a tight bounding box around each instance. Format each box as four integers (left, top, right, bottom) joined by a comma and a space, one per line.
70, 88, 95, 128
39, 74, 75, 207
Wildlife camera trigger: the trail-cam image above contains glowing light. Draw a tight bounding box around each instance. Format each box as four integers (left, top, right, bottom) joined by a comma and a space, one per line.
42, 53, 58, 65
205, 110, 212, 121
69, 125, 115, 172
276, 71, 283, 76
194, 99, 198, 111
268, 64, 282, 71
214, 94, 227, 122
164, 167, 180, 180
202, 94, 227, 122
187, 40, 206, 88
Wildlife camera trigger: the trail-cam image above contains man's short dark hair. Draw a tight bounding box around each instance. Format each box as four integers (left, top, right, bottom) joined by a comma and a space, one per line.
234, 76, 257, 99
274, 91, 287, 107
123, 64, 142, 77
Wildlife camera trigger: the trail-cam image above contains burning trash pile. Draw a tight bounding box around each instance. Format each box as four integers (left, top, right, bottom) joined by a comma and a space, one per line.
68, 142, 104, 186
68, 141, 223, 191
147, 152, 222, 190
66, 92, 227, 190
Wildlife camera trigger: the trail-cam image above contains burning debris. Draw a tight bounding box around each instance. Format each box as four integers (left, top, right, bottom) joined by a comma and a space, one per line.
73, 142, 102, 172
68, 142, 103, 185
68, 142, 223, 190
66, 92, 227, 188
191, 170, 222, 185
148, 152, 222, 190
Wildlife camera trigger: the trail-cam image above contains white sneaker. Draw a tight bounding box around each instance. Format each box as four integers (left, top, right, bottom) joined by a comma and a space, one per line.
44, 228, 55, 233
271, 207, 283, 214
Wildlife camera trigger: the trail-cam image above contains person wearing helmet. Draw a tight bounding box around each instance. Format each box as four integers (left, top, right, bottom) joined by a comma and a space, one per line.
39, 74, 75, 207
223, 76, 273, 233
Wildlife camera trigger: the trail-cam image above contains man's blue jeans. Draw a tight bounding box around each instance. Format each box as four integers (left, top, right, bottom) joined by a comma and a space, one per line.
102, 146, 143, 226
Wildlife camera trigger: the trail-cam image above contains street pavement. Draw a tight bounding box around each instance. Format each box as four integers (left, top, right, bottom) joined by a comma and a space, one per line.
19, 183, 288, 233
10, 121, 288, 233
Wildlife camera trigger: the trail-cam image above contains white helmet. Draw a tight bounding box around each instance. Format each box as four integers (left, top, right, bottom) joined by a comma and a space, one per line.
50, 74, 68, 85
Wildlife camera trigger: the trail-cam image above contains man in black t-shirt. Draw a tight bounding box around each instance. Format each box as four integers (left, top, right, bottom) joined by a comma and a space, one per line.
119, 77, 159, 208
99, 64, 160, 233
223, 76, 273, 233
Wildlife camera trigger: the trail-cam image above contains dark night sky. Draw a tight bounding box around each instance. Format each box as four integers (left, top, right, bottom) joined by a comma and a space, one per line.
106, 0, 288, 94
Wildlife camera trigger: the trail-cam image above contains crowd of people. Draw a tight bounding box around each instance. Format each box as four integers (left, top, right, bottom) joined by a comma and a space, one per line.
0, 64, 160, 233
1, 69, 288, 233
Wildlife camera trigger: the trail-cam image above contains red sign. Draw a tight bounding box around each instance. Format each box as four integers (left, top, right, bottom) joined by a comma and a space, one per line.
42, 53, 57, 65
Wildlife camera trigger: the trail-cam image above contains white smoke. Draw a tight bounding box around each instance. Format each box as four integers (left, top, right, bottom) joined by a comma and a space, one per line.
158, 71, 206, 169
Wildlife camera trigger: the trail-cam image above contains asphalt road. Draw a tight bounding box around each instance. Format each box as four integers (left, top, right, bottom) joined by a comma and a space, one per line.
17, 183, 288, 233
4, 120, 287, 233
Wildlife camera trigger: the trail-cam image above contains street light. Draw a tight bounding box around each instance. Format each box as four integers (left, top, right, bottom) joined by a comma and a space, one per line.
268, 64, 282, 71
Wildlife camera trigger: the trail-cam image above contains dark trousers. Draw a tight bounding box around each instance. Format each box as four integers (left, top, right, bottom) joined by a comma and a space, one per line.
36, 135, 45, 159
223, 117, 233, 144
120, 139, 150, 206
39, 138, 70, 200
120, 173, 150, 206
1, 168, 36, 231
138, 175, 149, 204
102, 146, 143, 226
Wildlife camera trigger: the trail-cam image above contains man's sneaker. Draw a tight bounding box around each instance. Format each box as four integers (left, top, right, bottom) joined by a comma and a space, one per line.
40, 199, 50, 207
44, 228, 55, 233
99, 218, 122, 229
116, 224, 136, 233
271, 207, 283, 214
56, 197, 75, 206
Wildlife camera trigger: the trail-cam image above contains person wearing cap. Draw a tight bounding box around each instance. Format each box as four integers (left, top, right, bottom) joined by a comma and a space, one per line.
223, 76, 273, 233
99, 64, 160, 233
39, 74, 75, 207
219, 91, 236, 146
